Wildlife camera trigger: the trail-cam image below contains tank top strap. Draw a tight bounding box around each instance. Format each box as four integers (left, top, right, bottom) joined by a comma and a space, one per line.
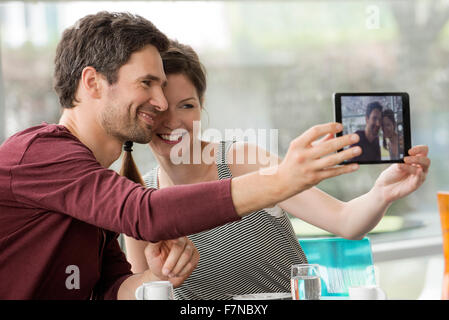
215, 141, 235, 180
142, 166, 159, 189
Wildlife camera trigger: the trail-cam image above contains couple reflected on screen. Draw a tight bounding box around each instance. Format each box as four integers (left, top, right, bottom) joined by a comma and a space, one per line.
350, 102, 402, 162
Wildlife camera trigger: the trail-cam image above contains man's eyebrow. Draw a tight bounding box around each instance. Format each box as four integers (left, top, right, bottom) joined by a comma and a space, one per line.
139, 74, 168, 86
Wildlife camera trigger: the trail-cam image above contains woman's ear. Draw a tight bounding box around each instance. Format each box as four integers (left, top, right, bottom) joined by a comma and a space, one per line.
80, 66, 104, 100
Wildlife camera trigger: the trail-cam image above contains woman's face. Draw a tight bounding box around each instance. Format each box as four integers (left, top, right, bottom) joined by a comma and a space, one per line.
149, 73, 202, 158
382, 116, 395, 138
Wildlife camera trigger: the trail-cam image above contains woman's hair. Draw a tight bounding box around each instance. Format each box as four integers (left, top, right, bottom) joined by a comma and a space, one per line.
119, 40, 206, 185
382, 108, 396, 149
161, 39, 207, 103
119, 141, 144, 185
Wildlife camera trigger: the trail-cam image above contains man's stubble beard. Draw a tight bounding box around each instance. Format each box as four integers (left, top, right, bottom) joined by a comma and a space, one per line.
100, 102, 153, 144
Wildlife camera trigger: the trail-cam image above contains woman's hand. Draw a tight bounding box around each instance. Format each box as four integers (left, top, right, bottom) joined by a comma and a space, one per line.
144, 237, 199, 288
374, 145, 430, 203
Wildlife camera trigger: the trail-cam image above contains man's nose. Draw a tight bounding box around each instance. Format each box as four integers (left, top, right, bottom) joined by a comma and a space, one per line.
149, 87, 168, 112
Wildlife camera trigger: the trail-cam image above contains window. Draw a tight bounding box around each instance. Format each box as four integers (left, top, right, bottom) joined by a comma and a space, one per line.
1, 1, 446, 243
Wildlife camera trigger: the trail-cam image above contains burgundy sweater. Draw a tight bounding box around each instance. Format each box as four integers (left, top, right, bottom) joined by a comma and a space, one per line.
0, 124, 240, 299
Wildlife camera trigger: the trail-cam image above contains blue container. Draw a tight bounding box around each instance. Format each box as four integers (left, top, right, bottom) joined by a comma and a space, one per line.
298, 237, 376, 297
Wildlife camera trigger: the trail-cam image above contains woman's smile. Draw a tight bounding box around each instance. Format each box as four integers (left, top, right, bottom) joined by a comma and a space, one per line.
156, 132, 187, 145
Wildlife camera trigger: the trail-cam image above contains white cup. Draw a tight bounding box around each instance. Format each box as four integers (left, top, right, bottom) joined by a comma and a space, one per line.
135, 281, 174, 300
348, 285, 387, 300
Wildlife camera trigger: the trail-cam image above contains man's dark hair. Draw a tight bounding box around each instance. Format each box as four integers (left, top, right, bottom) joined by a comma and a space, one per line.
53, 11, 169, 108
365, 101, 383, 118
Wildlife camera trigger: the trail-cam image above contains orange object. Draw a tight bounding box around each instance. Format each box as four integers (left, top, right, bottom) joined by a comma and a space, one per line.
437, 192, 449, 300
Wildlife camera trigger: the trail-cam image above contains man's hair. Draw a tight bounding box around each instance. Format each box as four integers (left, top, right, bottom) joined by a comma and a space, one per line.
53, 11, 169, 108
365, 101, 383, 118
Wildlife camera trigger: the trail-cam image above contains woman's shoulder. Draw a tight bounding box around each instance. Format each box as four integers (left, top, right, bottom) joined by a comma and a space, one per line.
225, 141, 280, 178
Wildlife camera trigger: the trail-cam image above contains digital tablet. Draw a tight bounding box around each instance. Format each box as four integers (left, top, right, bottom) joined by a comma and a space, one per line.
333, 92, 411, 164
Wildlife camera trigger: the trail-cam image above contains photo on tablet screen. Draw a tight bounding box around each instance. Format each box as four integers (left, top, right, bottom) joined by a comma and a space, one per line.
334, 93, 411, 164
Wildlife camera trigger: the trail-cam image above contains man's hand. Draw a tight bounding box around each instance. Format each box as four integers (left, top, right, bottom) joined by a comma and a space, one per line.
231, 122, 363, 216
144, 237, 199, 288
277, 122, 361, 194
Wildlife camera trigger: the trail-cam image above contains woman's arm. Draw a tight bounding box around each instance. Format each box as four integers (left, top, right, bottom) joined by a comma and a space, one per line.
124, 236, 149, 273
228, 141, 430, 240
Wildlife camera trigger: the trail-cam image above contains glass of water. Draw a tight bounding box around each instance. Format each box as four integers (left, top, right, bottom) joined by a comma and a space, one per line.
291, 264, 321, 300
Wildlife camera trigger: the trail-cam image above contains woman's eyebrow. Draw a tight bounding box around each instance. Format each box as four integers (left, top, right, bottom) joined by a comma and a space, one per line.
178, 97, 197, 104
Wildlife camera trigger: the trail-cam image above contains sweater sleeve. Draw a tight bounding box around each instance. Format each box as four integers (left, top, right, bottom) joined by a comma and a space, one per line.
91, 232, 133, 300
10, 133, 241, 242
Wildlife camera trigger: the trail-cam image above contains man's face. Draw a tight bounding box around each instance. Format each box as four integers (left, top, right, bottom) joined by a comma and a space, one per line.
99, 45, 168, 143
365, 108, 382, 139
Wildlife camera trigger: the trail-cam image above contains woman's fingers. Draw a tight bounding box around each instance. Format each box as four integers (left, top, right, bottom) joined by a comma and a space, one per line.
159, 238, 188, 276
316, 162, 359, 180
176, 246, 200, 277
398, 163, 419, 175
408, 145, 429, 157
404, 155, 430, 173
161, 237, 198, 278
168, 242, 196, 277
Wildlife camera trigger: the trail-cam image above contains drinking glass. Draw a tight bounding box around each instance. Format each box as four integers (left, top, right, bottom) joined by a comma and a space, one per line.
291, 264, 321, 300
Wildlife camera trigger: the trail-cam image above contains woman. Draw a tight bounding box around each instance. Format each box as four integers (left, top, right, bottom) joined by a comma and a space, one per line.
382, 109, 400, 160
123, 40, 430, 299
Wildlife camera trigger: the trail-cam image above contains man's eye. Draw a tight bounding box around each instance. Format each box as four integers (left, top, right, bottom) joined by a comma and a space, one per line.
142, 81, 151, 87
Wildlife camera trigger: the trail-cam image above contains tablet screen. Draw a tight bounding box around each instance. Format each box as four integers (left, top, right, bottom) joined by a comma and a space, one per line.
334, 93, 410, 164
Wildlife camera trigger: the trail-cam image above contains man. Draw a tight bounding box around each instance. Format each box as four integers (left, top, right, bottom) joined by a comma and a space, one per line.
0, 12, 373, 299
350, 101, 383, 162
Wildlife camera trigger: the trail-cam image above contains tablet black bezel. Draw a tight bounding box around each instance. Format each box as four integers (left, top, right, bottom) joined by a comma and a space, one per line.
333, 92, 411, 165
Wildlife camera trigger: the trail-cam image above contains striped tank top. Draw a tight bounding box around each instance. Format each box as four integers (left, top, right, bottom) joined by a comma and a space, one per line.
143, 141, 308, 300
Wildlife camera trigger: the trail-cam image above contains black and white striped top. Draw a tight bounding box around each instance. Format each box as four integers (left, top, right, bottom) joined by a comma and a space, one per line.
143, 141, 308, 300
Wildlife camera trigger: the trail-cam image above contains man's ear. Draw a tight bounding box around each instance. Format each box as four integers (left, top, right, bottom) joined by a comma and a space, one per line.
80, 66, 105, 99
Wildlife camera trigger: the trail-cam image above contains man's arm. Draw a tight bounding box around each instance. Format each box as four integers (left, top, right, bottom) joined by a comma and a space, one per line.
11, 123, 359, 243
91, 232, 134, 300
10, 132, 240, 242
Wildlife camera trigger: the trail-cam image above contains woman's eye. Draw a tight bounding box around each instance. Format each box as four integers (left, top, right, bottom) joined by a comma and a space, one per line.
182, 104, 194, 109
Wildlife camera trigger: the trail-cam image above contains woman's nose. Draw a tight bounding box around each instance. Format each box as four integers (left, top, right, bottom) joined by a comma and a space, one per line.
160, 110, 182, 129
